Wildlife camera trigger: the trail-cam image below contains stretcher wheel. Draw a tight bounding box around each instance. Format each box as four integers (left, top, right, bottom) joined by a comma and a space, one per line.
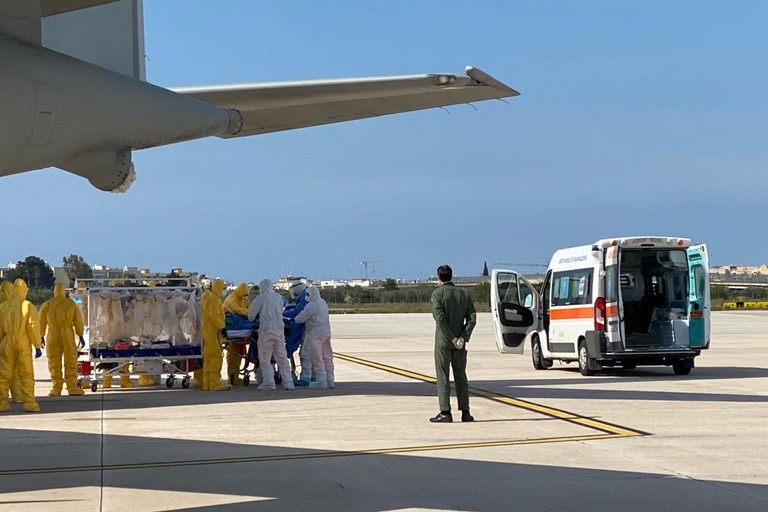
165, 376, 175, 388
242, 374, 250, 386
181, 377, 190, 389
91, 382, 98, 392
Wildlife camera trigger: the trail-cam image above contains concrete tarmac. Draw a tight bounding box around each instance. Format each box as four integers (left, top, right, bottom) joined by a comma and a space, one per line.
0, 311, 766, 511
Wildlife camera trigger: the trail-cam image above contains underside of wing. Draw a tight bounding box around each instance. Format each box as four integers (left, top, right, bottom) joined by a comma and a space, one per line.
42, 0, 122, 17
172, 67, 520, 138
42, 0, 145, 79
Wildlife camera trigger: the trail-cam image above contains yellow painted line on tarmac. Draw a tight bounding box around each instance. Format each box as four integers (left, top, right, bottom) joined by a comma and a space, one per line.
0, 433, 619, 476
0, 354, 645, 478
335, 352, 647, 438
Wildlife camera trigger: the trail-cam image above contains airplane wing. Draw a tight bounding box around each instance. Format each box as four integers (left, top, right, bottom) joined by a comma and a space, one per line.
172, 66, 519, 138
43, 0, 145, 79
42, 1, 122, 17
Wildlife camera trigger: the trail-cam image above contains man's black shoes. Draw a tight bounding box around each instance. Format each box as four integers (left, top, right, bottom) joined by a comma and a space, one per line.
429, 411, 474, 423
429, 412, 453, 423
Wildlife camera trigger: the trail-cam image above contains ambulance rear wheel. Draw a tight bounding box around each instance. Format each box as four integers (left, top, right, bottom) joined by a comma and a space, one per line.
578, 341, 596, 376
531, 337, 549, 370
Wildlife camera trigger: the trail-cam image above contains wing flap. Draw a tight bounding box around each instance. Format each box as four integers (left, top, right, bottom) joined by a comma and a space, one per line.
42, 1, 122, 17
172, 67, 519, 137
42, 0, 145, 80
0, 1, 42, 43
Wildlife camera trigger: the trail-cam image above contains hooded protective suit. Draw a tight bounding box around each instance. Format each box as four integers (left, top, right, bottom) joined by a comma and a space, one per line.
39, 284, 85, 396
247, 279, 294, 390
283, 281, 311, 383
201, 279, 230, 391
0, 279, 42, 412
0, 281, 23, 403
223, 282, 250, 385
294, 286, 334, 389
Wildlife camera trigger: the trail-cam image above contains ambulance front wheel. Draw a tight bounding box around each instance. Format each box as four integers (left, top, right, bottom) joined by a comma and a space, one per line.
578, 340, 596, 376
531, 337, 552, 370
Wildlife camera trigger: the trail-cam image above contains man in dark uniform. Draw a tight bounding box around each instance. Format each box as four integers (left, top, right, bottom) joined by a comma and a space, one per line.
430, 264, 477, 423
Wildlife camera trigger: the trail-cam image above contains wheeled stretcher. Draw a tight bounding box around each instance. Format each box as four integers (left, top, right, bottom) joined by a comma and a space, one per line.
221, 315, 299, 386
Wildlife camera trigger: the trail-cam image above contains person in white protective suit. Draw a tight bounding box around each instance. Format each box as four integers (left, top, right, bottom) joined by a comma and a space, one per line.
294, 286, 334, 389
247, 279, 294, 391
283, 280, 312, 385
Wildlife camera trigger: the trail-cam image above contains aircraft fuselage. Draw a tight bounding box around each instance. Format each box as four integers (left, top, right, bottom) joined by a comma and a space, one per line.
0, 32, 241, 191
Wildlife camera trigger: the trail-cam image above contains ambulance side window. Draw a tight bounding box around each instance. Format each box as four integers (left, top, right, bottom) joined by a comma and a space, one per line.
693, 266, 706, 300
521, 281, 535, 309
497, 273, 520, 304
552, 269, 593, 306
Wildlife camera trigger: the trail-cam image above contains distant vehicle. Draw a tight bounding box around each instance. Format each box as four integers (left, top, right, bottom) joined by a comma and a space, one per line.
491, 236, 711, 376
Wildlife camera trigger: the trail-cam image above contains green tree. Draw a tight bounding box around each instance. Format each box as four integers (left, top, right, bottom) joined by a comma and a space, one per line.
62, 254, 93, 283
471, 282, 491, 304
710, 285, 728, 300
382, 278, 398, 291
26, 288, 53, 307
7, 256, 55, 290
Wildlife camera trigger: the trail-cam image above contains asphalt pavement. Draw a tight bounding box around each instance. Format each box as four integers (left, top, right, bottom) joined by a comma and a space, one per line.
0, 311, 766, 511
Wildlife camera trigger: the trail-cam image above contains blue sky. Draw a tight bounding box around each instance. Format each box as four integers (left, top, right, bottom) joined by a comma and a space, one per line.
2, 0, 766, 282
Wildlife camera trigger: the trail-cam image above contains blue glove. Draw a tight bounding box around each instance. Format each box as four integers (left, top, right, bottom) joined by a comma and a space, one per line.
78, 336, 86, 349
35, 348, 43, 359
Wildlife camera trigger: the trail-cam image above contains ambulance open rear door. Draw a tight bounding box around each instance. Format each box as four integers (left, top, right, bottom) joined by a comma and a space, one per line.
687, 245, 711, 349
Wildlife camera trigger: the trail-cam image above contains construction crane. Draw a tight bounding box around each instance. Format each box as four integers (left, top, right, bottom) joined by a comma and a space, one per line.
360, 260, 383, 280
492, 262, 548, 272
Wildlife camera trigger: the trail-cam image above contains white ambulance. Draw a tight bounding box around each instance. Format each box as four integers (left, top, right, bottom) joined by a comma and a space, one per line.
491, 236, 710, 376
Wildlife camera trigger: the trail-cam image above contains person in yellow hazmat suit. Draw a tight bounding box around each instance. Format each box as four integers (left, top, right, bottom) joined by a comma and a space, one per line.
39, 283, 86, 397
0, 280, 23, 403
222, 282, 250, 385
0, 279, 43, 412
201, 279, 231, 391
